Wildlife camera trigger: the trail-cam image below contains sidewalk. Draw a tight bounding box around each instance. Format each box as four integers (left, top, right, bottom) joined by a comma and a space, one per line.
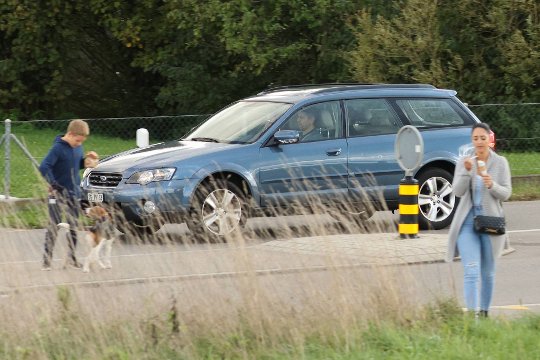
255, 231, 516, 268
255, 232, 450, 266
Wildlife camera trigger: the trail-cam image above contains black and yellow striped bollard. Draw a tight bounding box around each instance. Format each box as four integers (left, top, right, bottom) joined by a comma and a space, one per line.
399, 176, 419, 238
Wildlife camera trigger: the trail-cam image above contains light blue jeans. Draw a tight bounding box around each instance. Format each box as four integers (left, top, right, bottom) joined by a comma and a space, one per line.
457, 209, 495, 312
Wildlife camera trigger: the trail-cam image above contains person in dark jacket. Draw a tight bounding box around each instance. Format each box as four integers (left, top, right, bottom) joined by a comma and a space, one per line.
39, 119, 98, 270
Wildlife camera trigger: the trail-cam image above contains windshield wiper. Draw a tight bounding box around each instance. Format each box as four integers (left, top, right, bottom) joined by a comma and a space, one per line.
190, 137, 220, 143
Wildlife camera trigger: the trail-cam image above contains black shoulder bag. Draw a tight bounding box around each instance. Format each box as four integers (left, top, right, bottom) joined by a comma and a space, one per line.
470, 177, 506, 235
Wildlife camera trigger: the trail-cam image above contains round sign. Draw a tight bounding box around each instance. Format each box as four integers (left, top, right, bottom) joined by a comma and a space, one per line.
395, 125, 424, 175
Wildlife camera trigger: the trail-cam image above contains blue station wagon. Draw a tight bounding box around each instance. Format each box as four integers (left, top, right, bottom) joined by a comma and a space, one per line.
81, 84, 481, 239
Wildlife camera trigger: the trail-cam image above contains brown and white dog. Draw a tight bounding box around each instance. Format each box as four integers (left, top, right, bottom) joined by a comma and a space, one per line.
83, 206, 117, 273
58, 205, 117, 273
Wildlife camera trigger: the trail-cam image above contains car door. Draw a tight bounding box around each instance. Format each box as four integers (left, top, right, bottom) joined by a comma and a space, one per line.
345, 98, 404, 204
258, 101, 349, 207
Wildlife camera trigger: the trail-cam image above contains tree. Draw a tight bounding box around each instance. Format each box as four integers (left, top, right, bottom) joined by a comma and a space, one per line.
348, 0, 447, 85
495, 0, 539, 102
89, 0, 366, 114
347, 0, 540, 104
0, 0, 75, 117
0, 0, 157, 119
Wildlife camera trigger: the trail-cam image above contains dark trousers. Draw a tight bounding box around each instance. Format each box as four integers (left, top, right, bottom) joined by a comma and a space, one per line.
43, 194, 80, 265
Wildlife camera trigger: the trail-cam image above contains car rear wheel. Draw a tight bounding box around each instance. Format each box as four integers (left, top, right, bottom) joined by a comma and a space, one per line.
417, 168, 457, 230
186, 180, 248, 241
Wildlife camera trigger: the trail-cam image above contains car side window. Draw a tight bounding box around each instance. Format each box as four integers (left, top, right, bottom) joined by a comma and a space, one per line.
346, 99, 401, 137
281, 101, 342, 143
396, 99, 467, 127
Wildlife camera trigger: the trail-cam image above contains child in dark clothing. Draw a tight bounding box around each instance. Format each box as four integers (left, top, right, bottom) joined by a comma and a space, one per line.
39, 119, 98, 270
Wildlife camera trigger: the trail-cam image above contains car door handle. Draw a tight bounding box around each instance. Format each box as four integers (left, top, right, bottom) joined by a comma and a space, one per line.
326, 148, 342, 156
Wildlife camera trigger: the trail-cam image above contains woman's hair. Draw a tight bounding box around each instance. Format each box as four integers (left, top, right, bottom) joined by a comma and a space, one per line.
472, 122, 491, 134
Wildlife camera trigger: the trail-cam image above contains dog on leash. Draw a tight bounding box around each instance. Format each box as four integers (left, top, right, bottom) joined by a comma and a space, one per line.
83, 206, 117, 273
57, 205, 116, 273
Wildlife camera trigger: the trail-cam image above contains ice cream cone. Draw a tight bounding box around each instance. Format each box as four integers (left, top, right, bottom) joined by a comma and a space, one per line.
477, 160, 487, 176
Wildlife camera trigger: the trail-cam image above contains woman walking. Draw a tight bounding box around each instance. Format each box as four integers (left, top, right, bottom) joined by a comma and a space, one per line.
446, 122, 512, 317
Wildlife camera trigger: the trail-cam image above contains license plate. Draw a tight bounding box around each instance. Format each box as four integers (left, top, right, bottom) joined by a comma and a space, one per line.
87, 192, 104, 203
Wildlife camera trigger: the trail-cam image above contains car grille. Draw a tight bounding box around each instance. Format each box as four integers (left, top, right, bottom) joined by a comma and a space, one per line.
88, 172, 123, 187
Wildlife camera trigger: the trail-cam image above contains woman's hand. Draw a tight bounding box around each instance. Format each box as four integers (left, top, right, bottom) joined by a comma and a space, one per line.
482, 173, 493, 189
463, 157, 474, 171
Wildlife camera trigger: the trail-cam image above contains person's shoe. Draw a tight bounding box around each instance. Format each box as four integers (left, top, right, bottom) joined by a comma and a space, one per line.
41, 263, 52, 271
479, 310, 489, 318
65, 259, 82, 269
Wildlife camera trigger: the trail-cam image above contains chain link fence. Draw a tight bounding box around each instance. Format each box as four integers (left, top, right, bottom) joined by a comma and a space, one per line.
32, 114, 209, 143
21, 103, 540, 159
19, 104, 540, 149
1, 104, 539, 199
469, 103, 540, 153
469, 103, 540, 177
0, 115, 209, 199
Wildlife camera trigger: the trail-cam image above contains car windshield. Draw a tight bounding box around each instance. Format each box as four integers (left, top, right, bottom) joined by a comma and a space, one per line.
185, 101, 292, 144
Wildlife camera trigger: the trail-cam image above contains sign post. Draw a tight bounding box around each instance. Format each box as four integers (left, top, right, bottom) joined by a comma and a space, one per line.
394, 126, 424, 238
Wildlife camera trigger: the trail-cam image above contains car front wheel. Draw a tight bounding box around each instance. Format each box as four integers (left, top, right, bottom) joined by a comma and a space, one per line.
186, 180, 248, 241
417, 168, 457, 230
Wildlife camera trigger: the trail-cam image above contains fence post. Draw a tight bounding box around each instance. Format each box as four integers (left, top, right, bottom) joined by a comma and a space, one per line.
1, 119, 40, 200
136, 128, 149, 148
3, 119, 11, 199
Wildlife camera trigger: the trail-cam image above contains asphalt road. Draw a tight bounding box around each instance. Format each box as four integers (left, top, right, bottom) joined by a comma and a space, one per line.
0, 200, 538, 324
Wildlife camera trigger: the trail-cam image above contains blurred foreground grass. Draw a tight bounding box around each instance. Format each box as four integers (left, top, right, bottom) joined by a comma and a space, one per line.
1, 288, 538, 359
3, 181, 539, 230
1, 126, 538, 358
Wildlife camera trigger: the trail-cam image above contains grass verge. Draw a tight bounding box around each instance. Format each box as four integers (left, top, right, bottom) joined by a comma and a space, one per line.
1, 291, 538, 359
0, 124, 135, 199
500, 151, 540, 176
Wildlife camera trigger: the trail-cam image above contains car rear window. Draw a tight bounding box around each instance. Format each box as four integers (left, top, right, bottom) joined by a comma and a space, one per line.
345, 98, 402, 137
396, 99, 469, 128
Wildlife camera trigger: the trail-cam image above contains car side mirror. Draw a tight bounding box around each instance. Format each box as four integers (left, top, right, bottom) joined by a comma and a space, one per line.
274, 130, 300, 144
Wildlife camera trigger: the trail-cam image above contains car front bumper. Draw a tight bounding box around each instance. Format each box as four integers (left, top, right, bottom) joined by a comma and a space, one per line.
82, 179, 191, 223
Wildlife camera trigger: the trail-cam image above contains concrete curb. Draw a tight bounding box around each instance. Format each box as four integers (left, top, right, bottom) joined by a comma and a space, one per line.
0, 195, 45, 211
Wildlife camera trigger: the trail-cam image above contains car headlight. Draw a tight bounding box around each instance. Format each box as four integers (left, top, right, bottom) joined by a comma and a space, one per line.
82, 168, 93, 185
127, 168, 176, 185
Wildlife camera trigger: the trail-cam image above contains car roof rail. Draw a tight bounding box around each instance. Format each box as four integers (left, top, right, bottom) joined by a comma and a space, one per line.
257, 83, 436, 95
258, 83, 372, 94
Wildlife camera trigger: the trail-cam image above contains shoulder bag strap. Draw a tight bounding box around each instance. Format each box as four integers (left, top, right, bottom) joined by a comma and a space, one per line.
469, 177, 477, 217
